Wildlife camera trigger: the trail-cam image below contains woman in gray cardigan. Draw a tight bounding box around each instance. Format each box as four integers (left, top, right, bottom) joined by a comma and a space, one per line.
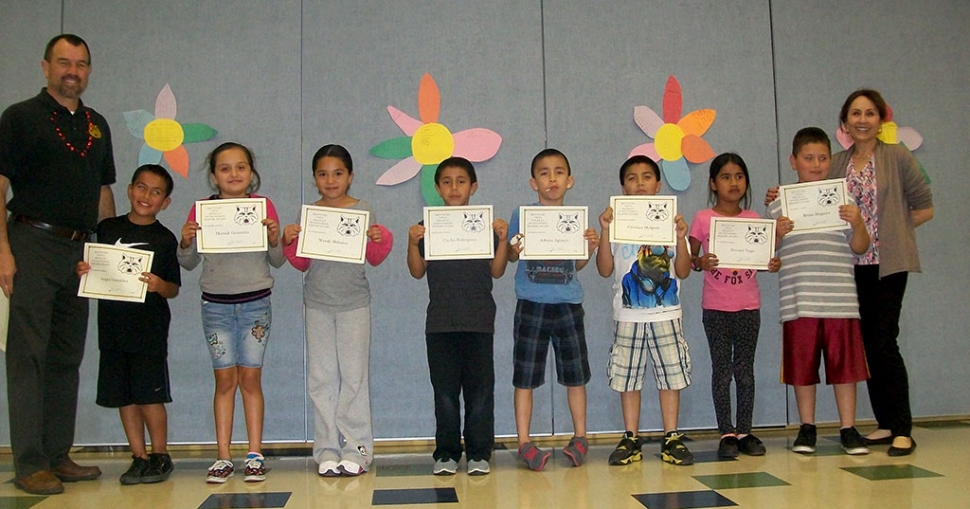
830, 89, 934, 457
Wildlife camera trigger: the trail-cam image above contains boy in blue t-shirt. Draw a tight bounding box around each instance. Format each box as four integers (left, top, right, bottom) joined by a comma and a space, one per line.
596, 155, 695, 466
508, 149, 599, 470
77, 164, 181, 484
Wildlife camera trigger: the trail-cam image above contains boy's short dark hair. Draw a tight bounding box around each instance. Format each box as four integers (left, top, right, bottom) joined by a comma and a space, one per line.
131, 164, 174, 197
619, 155, 660, 185
434, 156, 476, 185
791, 127, 832, 156
530, 148, 571, 178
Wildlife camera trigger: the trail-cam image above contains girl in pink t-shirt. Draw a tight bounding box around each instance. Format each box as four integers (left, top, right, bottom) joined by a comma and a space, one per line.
688, 153, 779, 459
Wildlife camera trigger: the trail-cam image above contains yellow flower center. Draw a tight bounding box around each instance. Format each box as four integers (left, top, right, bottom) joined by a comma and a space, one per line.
877, 121, 898, 144
144, 118, 185, 152
654, 123, 684, 161
411, 123, 454, 165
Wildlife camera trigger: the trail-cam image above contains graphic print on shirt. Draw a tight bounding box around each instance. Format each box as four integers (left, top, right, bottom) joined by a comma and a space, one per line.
525, 260, 574, 285
621, 244, 679, 308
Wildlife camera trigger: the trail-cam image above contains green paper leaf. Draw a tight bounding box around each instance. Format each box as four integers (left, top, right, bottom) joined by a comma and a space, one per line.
370, 136, 413, 159
420, 165, 443, 206
182, 123, 218, 143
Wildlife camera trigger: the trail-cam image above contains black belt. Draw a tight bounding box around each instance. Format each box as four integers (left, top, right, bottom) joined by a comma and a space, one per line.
13, 214, 91, 241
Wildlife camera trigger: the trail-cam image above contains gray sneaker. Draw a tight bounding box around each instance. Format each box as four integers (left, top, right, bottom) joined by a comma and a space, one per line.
432, 458, 457, 476
467, 459, 490, 476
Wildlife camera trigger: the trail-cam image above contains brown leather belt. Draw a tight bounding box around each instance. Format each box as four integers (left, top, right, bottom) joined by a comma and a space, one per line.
13, 214, 91, 241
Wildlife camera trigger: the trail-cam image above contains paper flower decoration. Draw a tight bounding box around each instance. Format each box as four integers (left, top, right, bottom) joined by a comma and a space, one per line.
836, 104, 929, 182
123, 84, 217, 178
370, 73, 502, 205
629, 76, 717, 191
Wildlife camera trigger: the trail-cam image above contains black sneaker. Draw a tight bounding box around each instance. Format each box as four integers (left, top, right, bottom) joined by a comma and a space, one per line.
141, 453, 174, 483
738, 434, 766, 456
840, 427, 870, 455
119, 456, 150, 485
792, 424, 817, 454
608, 431, 642, 465
661, 432, 694, 466
717, 436, 740, 458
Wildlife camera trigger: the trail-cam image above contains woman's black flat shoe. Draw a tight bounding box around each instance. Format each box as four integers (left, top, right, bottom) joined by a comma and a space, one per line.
864, 435, 894, 446
887, 437, 916, 456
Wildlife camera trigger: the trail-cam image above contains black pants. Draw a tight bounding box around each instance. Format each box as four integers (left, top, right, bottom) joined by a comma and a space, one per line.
5, 220, 89, 477
855, 265, 911, 437
425, 331, 495, 462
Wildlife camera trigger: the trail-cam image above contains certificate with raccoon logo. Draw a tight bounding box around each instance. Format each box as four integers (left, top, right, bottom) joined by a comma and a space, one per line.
423, 205, 494, 261
296, 205, 370, 264
609, 196, 677, 246
196, 198, 268, 253
779, 178, 849, 234
708, 217, 776, 270
518, 206, 589, 260
78, 243, 155, 303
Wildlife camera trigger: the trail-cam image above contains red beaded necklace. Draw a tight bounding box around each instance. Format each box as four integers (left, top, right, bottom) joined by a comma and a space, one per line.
51, 109, 94, 157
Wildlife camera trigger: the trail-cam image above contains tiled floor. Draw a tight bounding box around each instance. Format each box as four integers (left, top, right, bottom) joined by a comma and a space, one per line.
2, 421, 969, 508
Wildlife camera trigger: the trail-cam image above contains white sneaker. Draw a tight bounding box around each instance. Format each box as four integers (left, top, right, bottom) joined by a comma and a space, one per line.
432, 458, 457, 476
467, 459, 490, 475
318, 460, 340, 477
337, 459, 364, 476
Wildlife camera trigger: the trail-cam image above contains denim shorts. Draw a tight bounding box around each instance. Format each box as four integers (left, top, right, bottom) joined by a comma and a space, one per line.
201, 296, 272, 369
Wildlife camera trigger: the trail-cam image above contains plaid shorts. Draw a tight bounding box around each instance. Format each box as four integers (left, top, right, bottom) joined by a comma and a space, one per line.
512, 300, 591, 389
607, 319, 691, 392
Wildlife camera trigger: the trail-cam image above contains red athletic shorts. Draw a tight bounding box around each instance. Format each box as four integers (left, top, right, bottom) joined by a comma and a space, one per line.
781, 317, 869, 386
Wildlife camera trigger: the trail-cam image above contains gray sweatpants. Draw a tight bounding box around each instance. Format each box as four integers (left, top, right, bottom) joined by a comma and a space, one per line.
306, 305, 374, 468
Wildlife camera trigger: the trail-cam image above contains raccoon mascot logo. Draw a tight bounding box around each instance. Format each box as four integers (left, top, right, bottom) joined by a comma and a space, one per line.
116, 253, 144, 275
645, 203, 669, 221
234, 205, 260, 225
745, 225, 769, 245
817, 187, 841, 206
461, 211, 486, 233
336, 215, 361, 237
556, 213, 581, 233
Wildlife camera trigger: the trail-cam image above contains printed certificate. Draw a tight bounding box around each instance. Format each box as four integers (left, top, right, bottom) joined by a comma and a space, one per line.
296, 205, 370, 264
77, 243, 155, 303
196, 198, 268, 253
708, 217, 776, 270
609, 195, 677, 245
518, 206, 588, 260
423, 205, 494, 261
780, 178, 849, 234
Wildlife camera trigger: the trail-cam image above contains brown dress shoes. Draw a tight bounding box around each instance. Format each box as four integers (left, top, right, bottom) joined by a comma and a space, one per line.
50, 458, 102, 482
14, 470, 65, 495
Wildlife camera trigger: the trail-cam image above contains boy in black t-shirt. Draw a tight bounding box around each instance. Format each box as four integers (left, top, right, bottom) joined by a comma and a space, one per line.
77, 164, 180, 485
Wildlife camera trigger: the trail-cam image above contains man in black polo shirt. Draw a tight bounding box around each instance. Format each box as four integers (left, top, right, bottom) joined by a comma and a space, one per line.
0, 34, 116, 495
